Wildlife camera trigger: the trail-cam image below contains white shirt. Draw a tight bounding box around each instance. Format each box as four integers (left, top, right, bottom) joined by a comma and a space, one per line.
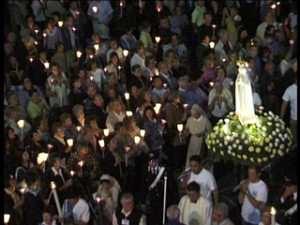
241, 180, 268, 224
188, 169, 217, 202
130, 53, 145, 70
282, 83, 297, 120
178, 195, 212, 225
72, 199, 90, 223
91, 68, 106, 91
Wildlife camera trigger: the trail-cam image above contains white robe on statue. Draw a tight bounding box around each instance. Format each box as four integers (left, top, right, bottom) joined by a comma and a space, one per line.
235, 67, 257, 125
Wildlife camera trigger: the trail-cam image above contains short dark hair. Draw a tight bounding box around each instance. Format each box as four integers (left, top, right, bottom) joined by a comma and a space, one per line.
187, 181, 200, 193
248, 165, 261, 174
189, 155, 202, 164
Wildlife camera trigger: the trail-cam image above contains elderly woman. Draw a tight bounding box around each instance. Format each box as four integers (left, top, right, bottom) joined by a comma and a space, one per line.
106, 100, 126, 133
184, 104, 211, 168
93, 174, 121, 224
212, 202, 235, 225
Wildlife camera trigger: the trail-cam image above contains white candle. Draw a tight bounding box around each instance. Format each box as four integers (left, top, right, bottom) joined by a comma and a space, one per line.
155, 36, 161, 43
177, 124, 183, 132
44, 62, 50, 69
124, 92, 130, 100
37, 152, 49, 165
78, 160, 84, 167
51, 182, 63, 217
76, 50, 82, 58
154, 103, 162, 114
29, 57, 34, 62
183, 104, 188, 108
103, 128, 109, 137
134, 136, 141, 145
270, 207, 276, 225
126, 111, 133, 117
140, 129, 146, 137
118, 65, 122, 70
98, 139, 105, 148
209, 81, 214, 87
123, 49, 129, 57
67, 138, 74, 147
76, 126, 82, 132
43, 32, 47, 38
58, 21, 64, 27
271, 4, 276, 9
70, 170, 75, 177
34, 29, 39, 34
94, 44, 99, 51
154, 68, 159, 76
4, 214, 10, 224
209, 41, 215, 49
34, 40, 38, 46
72, 27, 76, 32
17, 120, 25, 129
92, 6, 98, 13
125, 146, 130, 167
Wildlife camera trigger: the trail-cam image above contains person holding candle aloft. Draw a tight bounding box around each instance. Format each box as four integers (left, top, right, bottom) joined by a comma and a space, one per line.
239, 165, 268, 225
259, 207, 281, 225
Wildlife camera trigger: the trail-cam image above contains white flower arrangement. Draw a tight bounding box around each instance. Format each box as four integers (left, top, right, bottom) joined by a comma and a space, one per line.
206, 109, 293, 165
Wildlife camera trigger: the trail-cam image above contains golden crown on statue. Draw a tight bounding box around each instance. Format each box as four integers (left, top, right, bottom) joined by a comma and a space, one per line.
236, 59, 249, 68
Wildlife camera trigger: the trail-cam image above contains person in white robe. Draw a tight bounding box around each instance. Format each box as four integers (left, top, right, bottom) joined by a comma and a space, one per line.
184, 104, 211, 169
178, 181, 212, 225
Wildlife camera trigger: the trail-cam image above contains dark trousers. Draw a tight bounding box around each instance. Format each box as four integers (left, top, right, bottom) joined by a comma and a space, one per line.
242, 219, 258, 225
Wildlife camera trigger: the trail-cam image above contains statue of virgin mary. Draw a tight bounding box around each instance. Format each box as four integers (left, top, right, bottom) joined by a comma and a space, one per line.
235, 61, 258, 125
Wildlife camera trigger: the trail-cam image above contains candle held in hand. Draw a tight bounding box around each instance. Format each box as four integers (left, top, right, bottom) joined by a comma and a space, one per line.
177, 124, 183, 132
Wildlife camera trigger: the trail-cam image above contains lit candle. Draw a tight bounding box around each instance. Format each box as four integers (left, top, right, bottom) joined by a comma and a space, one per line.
124, 92, 130, 100
222, 58, 226, 63
76, 126, 82, 132
89, 54, 94, 59
177, 124, 183, 132
120, 1, 124, 17
289, 40, 294, 45
17, 120, 25, 129
183, 104, 188, 109
76, 50, 82, 58
90, 76, 94, 81
67, 138, 74, 147
209, 81, 214, 87
75, 10, 80, 15
92, 6, 98, 13
271, 3, 276, 9
212, 24, 216, 36
58, 21, 64, 27
50, 182, 63, 217
155, 36, 161, 44
98, 139, 105, 148
126, 111, 133, 117
163, 83, 167, 88
72, 27, 76, 32
96, 196, 101, 203
43, 32, 47, 38
78, 160, 84, 168
154, 103, 162, 114
209, 41, 215, 49
47, 144, 53, 150
103, 128, 109, 137
270, 207, 276, 225
161, 119, 167, 125
123, 49, 129, 57
125, 146, 130, 167
94, 44, 99, 51
104, 67, 108, 73
98, 139, 105, 158
118, 65, 122, 70
34, 29, 39, 34
154, 68, 159, 76
29, 57, 34, 62
134, 136, 141, 145
276, 1, 280, 6
70, 170, 75, 177
34, 40, 38, 46
44, 62, 50, 69
4, 214, 10, 224
37, 152, 49, 165
140, 129, 146, 137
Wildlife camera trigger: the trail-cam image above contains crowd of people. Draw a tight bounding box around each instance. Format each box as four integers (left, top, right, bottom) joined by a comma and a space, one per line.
4, 1, 298, 225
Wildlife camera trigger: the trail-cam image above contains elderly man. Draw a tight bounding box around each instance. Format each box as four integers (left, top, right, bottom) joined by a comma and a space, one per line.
112, 193, 146, 225
166, 205, 185, 225
212, 202, 234, 225
178, 181, 212, 225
